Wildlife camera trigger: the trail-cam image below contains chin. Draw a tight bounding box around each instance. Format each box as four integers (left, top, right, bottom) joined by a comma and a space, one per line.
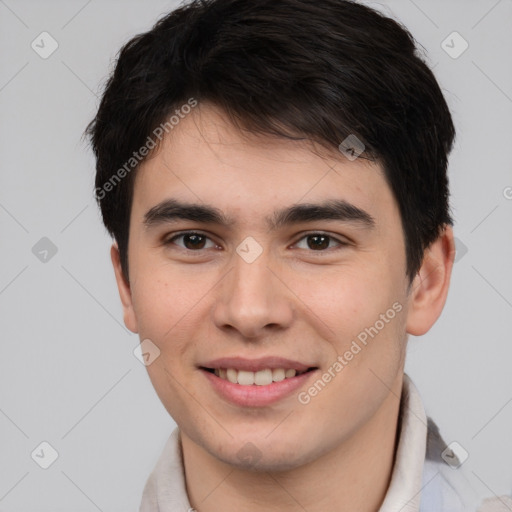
220, 449, 311, 473
205, 434, 318, 473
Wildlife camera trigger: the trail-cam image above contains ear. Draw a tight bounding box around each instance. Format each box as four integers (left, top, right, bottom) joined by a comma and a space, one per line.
406, 225, 456, 336
111, 243, 139, 333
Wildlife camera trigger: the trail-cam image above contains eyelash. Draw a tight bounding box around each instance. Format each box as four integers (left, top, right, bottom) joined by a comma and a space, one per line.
163, 231, 349, 254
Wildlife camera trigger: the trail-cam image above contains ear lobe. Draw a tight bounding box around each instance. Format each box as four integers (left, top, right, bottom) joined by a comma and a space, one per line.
406, 225, 456, 336
111, 243, 139, 333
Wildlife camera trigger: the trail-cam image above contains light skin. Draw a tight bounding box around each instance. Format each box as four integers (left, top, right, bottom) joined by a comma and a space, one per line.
111, 103, 455, 511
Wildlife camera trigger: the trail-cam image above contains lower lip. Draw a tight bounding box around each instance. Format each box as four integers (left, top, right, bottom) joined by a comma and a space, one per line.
201, 369, 317, 407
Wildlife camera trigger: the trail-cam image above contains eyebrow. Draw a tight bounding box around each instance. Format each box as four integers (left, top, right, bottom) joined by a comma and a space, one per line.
143, 198, 376, 231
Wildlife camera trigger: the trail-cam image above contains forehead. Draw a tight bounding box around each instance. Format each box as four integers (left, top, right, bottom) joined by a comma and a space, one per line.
132, 104, 397, 229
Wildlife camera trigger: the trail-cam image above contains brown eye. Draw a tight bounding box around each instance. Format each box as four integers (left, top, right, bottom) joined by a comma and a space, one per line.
182, 233, 206, 249
307, 234, 330, 250
165, 232, 216, 251
294, 233, 346, 251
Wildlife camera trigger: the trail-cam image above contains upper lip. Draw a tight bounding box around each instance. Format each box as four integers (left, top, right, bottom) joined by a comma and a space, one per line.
200, 356, 316, 373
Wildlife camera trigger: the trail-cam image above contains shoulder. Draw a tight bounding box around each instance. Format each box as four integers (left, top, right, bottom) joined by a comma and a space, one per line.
421, 417, 510, 512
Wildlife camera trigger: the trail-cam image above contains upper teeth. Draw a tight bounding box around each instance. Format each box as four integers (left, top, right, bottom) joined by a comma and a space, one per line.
214, 368, 299, 385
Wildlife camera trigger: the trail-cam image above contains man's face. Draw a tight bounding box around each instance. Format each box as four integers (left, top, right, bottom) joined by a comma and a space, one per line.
120, 103, 414, 470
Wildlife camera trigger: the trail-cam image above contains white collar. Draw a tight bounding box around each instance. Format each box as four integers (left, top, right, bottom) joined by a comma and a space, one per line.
379, 374, 428, 511
139, 374, 470, 512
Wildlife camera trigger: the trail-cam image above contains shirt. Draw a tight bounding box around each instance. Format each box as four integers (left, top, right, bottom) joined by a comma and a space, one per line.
139, 374, 506, 512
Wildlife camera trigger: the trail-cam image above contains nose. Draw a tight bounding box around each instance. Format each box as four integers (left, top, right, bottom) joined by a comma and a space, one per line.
211, 249, 294, 339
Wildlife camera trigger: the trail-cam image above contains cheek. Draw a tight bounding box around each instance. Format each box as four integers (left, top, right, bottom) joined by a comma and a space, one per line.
130, 269, 205, 416
300, 263, 408, 373
297, 264, 396, 333
129, 261, 221, 368
130, 266, 193, 346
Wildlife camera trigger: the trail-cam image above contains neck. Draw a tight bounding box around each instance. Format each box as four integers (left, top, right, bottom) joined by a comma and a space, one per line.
182, 374, 403, 512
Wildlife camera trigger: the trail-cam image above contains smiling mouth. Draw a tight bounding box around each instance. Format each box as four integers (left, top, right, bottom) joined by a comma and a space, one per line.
200, 367, 317, 386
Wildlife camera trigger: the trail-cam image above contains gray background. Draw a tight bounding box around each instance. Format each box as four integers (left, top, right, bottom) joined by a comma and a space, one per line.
1, 0, 511, 510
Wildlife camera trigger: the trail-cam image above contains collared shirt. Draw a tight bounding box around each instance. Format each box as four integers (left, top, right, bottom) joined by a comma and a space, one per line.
139, 374, 502, 512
